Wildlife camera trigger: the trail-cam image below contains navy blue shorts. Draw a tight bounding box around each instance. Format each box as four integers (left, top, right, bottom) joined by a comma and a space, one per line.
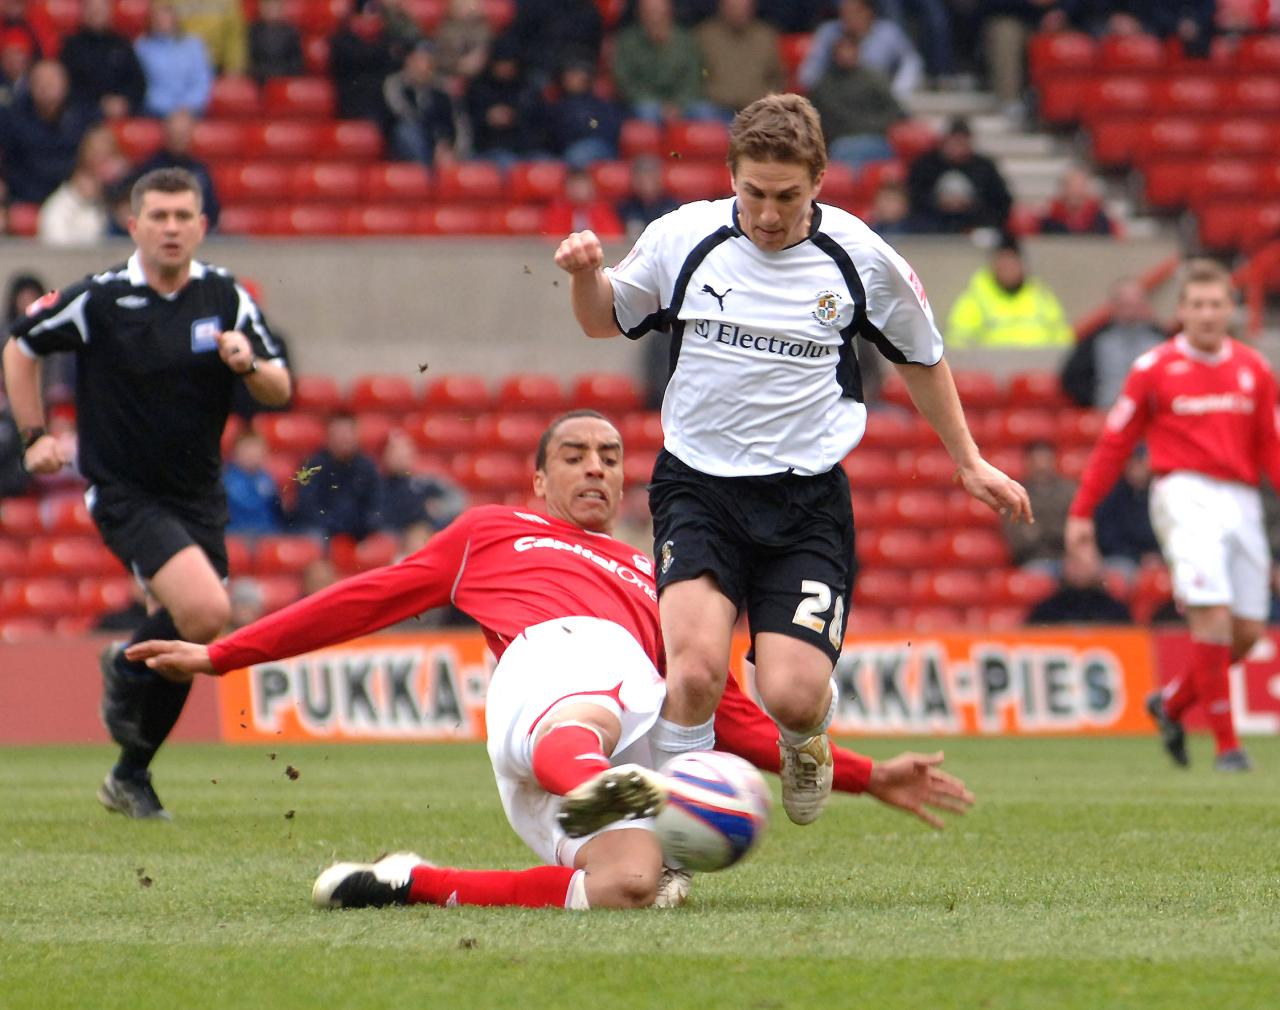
89, 483, 228, 582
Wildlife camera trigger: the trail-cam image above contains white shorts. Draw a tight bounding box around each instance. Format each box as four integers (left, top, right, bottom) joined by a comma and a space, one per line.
1149, 471, 1270, 621
484, 616, 666, 867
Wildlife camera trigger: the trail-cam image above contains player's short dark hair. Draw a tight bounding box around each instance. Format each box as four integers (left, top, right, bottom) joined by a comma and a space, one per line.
130, 167, 204, 214
535, 409, 615, 470
1179, 258, 1233, 298
728, 93, 827, 183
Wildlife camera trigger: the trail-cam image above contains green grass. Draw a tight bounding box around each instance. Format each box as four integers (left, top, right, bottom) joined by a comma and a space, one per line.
2, 738, 1278, 1010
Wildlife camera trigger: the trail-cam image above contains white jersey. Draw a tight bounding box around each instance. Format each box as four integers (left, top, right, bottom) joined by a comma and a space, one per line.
608, 199, 943, 477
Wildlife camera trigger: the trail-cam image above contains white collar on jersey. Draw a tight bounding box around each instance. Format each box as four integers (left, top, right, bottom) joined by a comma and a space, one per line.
127, 252, 208, 298
1174, 333, 1232, 365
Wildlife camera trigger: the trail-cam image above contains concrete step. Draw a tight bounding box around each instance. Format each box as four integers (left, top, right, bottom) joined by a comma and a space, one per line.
903, 90, 998, 118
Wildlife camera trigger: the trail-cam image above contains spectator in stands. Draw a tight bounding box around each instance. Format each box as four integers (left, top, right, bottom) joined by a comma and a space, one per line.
546, 59, 622, 170
1073, 1, 1215, 59
617, 155, 678, 239
613, 0, 713, 123
228, 576, 265, 629
878, 0, 955, 80
982, 1, 1070, 119
248, 0, 304, 84
1039, 167, 1113, 236
798, 0, 924, 99
1026, 542, 1131, 625
544, 168, 624, 240
172, 0, 247, 76
1094, 449, 1161, 576
868, 178, 914, 238
808, 35, 904, 170
135, 3, 214, 118
379, 429, 467, 533
1003, 440, 1075, 573
0, 60, 95, 205
224, 430, 284, 536
0, 35, 32, 107
3, 271, 72, 405
946, 235, 1073, 348
1060, 277, 1166, 409
465, 37, 550, 165
0, 392, 30, 497
37, 125, 129, 247
329, 12, 396, 122
60, 0, 148, 120
755, 0, 829, 31
504, 0, 604, 87
0, 0, 55, 62
368, 0, 425, 65
695, 0, 785, 118
131, 110, 221, 230
292, 413, 384, 543
906, 117, 1012, 234
383, 41, 457, 169
434, 0, 491, 85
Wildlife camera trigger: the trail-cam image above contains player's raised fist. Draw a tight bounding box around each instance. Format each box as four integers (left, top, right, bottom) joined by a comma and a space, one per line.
216, 329, 253, 373
22, 433, 69, 474
555, 230, 605, 274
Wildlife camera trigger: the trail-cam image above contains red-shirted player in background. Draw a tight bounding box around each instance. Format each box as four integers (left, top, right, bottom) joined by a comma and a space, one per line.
127, 409, 973, 911
1067, 260, 1277, 772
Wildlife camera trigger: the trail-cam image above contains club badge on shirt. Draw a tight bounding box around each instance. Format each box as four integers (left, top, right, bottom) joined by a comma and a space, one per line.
811, 290, 842, 328
190, 317, 221, 353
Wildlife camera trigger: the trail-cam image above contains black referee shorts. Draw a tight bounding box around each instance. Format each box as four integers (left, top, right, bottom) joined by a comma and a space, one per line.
89, 483, 229, 583
648, 449, 855, 665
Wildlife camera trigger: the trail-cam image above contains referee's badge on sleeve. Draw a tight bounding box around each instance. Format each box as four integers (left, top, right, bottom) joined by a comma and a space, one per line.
190, 317, 221, 353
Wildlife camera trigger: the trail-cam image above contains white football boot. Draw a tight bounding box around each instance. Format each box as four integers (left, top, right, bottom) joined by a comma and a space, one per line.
653, 867, 693, 909
312, 851, 431, 908
778, 734, 833, 825
557, 763, 668, 838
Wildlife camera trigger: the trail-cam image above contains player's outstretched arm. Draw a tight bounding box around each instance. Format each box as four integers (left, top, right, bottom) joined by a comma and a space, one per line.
865, 751, 974, 830
124, 640, 214, 681
554, 229, 622, 339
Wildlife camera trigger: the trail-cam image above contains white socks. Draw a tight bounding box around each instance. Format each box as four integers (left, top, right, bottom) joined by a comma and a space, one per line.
649, 715, 716, 769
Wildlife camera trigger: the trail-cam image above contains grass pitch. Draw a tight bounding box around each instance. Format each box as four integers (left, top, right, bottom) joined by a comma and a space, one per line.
2, 737, 1278, 1010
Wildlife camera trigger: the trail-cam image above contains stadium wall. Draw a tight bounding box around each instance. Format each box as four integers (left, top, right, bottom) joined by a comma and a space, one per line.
5, 627, 1278, 744
0, 235, 1178, 379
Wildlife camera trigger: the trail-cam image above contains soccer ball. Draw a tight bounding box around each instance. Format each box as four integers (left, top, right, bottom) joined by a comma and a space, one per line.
654, 751, 771, 873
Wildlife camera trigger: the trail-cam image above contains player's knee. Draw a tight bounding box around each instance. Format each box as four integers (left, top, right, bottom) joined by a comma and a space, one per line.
173, 598, 230, 643
588, 865, 660, 909
760, 681, 828, 733
665, 654, 726, 711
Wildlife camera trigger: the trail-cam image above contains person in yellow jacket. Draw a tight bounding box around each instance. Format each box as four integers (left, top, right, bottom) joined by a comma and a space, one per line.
946, 235, 1074, 349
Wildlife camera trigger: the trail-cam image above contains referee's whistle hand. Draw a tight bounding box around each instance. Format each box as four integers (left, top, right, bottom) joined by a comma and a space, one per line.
215, 330, 252, 371
22, 435, 69, 474
554, 230, 605, 274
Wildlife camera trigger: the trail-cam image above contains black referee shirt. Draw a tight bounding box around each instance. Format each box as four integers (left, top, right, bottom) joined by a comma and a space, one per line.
10, 253, 284, 500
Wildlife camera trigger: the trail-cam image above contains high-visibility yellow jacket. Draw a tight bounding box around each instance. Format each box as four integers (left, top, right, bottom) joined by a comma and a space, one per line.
945, 269, 1074, 349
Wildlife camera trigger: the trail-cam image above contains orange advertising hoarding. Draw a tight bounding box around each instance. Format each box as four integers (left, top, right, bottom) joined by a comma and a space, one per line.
218, 627, 1156, 743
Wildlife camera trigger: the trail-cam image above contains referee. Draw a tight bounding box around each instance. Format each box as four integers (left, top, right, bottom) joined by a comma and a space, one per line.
556, 94, 1031, 829
3, 168, 291, 818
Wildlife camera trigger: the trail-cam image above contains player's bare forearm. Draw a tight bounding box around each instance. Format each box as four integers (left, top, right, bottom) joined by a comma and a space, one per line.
2, 339, 46, 430
891, 359, 981, 468
243, 360, 292, 407
570, 269, 622, 339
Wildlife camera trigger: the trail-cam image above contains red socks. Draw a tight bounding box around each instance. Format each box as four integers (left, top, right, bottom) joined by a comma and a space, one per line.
531, 723, 610, 795
408, 865, 578, 908
1162, 673, 1198, 722
1186, 640, 1238, 754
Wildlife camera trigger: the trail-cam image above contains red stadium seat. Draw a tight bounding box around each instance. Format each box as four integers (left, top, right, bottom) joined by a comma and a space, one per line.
1007, 370, 1070, 408
481, 0, 515, 31
940, 530, 1010, 568
1038, 76, 1088, 126
1131, 565, 1172, 623
1057, 408, 1106, 446
843, 449, 897, 489
858, 528, 940, 569
1208, 119, 1279, 159
912, 569, 988, 607
951, 371, 1006, 410
1090, 119, 1144, 169
404, 412, 480, 452
665, 121, 730, 161
987, 408, 1059, 446
1192, 160, 1263, 204
226, 536, 253, 575
346, 204, 421, 235
423, 374, 491, 412
620, 120, 661, 159
778, 33, 812, 75
886, 489, 949, 528
944, 489, 1001, 529
348, 374, 419, 413
1239, 33, 1280, 74
852, 568, 915, 608
590, 160, 632, 201
618, 412, 665, 451
271, 204, 348, 236
496, 374, 566, 413
474, 413, 545, 453
1142, 160, 1197, 210
507, 161, 568, 203
192, 120, 250, 160
988, 569, 1056, 607
212, 162, 291, 204
1153, 76, 1224, 117
290, 162, 364, 202
623, 449, 657, 486
413, 204, 488, 234
1230, 76, 1280, 116
290, 375, 344, 414
887, 121, 936, 162
330, 531, 400, 574
355, 413, 397, 454
1081, 77, 1154, 122
6, 202, 38, 236
968, 606, 1027, 631
1098, 34, 1163, 73
303, 35, 331, 76
894, 448, 956, 488
209, 76, 261, 118
450, 451, 527, 492
491, 203, 544, 235
112, 118, 164, 160
253, 535, 325, 576
258, 575, 303, 612
77, 577, 136, 617
253, 413, 327, 454
0, 537, 27, 576
663, 162, 731, 202
859, 412, 936, 451
0, 618, 54, 639
249, 121, 325, 160
115, 0, 149, 36
219, 205, 275, 235
818, 162, 857, 207
262, 77, 337, 119
435, 162, 505, 203
570, 373, 643, 412
39, 495, 95, 536
401, 0, 447, 32
892, 605, 965, 631
1196, 202, 1250, 248
1028, 31, 1097, 84
1133, 118, 1206, 165
28, 537, 121, 577
365, 163, 432, 202
274, 0, 351, 34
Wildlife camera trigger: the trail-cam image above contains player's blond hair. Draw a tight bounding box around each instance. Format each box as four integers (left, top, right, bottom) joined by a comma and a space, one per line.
728, 94, 827, 182
1178, 258, 1234, 299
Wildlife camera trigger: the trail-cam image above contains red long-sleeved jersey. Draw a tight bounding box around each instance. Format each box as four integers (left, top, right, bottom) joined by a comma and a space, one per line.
207, 505, 874, 791
1070, 335, 1280, 517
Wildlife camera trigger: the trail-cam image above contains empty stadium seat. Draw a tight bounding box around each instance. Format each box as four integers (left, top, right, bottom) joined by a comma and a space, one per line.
347, 375, 419, 413
365, 163, 433, 202
290, 375, 344, 414
623, 450, 657, 486
6, 202, 38, 236
913, 569, 989, 607
952, 371, 1006, 410
212, 162, 292, 204
665, 121, 730, 160
253, 535, 325, 576
859, 412, 936, 451
1209, 119, 1279, 159
1082, 77, 1154, 121
620, 120, 661, 159
28, 538, 120, 577
1239, 34, 1280, 73
112, 118, 164, 160
988, 569, 1056, 606
570, 373, 643, 411
663, 162, 731, 202
508, 161, 567, 203
416, 205, 491, 234
254, 413, 327, 454
887, 121, 936, 161
474, 413, 545, 453
858, 528, 939, 569
940, 530, 1009, 568
0, 538, 27, 576
291, 162, 364, 202
324, 122, 385, 161
0, 617, 54, 639
219, 205, 275, 236
346, 204, 421, 235
192, 120, 250, 160
450, 451, 527, 492
496, 374, 566, 413
356, 413, 397, 454
225, 536, 253, 575
590, 160, 632, 201
1038, 76, 1088, 125
617, 412, 665, 452
894, 448, 956, 488
491, 204, 543, 235
852, 568, 915, 607
892, 605, 965, 631
330, 531, 400, 574
272, 204, 347, 236
1007, 371, 1070, 408
1131, 565, 1173, 623
1028, 31, 1097, 84
987, 408, 1059, 446
209, 76, 262, 118
77, 577, 136, 617
404, 412, 480, 452
39, 496, 95, 536
303, 35, 331, 76
1098, 34, 1164, 73
258, 575, 303, 613
435, 162, 505, 203
262, 77, 337, 119
1153, 76, 1224, 117
249, 121, 325, 160
423, 374, 491, 412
